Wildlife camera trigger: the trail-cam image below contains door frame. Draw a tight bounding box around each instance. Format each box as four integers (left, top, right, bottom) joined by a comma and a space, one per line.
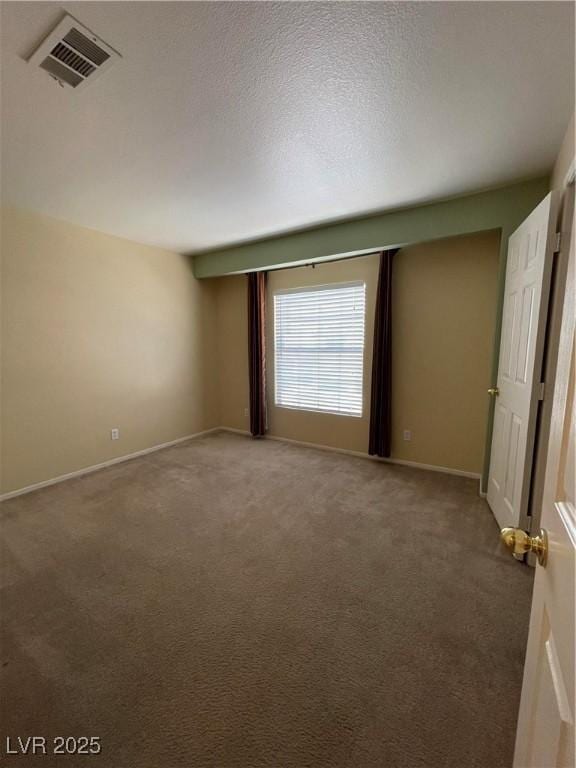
513, 158, 575, 765
527, 162, 575, 553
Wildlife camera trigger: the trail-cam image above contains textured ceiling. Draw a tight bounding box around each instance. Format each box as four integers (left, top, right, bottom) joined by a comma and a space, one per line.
1, 1, 574, 253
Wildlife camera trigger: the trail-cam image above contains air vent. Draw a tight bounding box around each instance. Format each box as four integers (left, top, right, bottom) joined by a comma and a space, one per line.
28, 14, 120, 90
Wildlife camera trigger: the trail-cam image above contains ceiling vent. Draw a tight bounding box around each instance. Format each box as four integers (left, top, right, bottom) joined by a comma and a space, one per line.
28, 14, 120, 90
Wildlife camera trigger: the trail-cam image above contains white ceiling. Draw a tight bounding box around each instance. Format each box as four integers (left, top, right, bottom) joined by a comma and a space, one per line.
1, 1, 574, 254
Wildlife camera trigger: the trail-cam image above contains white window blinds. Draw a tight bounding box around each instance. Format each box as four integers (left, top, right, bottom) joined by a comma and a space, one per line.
273, 282, 366, 417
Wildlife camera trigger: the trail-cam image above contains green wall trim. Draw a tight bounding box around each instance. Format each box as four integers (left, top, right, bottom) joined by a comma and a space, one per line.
192, 177, 549, 278
194, 176, 550, 492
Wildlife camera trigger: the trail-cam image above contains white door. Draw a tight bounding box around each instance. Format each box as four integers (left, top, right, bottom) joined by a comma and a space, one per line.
511, 199, 574, 768
488, 192, 558, 529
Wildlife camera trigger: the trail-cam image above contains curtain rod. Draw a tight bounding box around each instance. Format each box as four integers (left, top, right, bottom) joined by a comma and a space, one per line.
247, 249, 392, 275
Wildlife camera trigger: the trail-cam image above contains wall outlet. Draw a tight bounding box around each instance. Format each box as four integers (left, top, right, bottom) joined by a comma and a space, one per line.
111, 428, 120, 440
403, 429, 412, 442
244, 408, 249, 416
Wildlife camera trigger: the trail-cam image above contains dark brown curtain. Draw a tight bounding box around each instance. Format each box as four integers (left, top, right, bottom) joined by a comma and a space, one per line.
247, 271, 267, 437
369, 249, 399, 457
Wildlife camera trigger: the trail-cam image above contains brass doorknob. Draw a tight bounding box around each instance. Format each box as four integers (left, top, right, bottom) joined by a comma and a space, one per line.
500, 527, 548, 567
488, 387, 500, 396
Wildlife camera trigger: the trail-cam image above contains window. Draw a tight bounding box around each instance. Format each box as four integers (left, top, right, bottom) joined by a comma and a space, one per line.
274, 282, 366, 417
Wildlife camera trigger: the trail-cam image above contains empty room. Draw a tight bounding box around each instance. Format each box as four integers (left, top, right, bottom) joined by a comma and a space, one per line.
1, 2, 575, 767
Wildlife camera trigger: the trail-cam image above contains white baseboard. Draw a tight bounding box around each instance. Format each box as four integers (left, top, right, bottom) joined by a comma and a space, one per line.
380, 456, 481, 480
217, 427, 251, 436
217, 428, 481, 480
0, 428, 220, 502
2, 425, 481, 502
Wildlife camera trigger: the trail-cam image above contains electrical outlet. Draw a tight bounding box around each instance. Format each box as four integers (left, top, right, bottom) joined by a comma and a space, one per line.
244, 408, 249, 416
111, 428, 120, 440
403, 430, 412, 442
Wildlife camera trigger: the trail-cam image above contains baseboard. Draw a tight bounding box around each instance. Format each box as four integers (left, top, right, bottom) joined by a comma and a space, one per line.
0, 428, 220, 501
217, 427, 251, 436
3, 425, 481, 501
380, 456, 481, 480
217, 428, 481, 480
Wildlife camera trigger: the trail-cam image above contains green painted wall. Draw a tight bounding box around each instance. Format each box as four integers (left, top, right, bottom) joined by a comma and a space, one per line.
193, 178, 549, 278
193, 176, 550, 491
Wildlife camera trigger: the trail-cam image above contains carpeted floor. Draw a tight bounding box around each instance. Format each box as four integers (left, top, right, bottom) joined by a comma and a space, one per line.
1, 431, 533, 767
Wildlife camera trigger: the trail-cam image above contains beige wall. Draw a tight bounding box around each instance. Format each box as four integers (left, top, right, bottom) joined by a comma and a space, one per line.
213, 274, 250, 430
391, 233, 499, 472
214, 230, 500, 474
0, 209, 501, 493
1, 207, 218, 494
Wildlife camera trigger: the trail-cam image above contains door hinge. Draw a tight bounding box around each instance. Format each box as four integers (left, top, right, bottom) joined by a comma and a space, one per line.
554, 232, 562, 254
538, 382, 545, 401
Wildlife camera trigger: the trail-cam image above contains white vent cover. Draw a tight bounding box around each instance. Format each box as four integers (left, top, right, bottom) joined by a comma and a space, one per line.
28, 14, 120, 90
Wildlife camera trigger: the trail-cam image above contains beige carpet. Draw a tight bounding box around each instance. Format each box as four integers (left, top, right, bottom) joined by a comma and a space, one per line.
1, 431, 533, 767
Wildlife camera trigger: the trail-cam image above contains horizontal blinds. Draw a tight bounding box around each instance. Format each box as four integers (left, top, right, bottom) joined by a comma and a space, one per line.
274, 283, 366, 417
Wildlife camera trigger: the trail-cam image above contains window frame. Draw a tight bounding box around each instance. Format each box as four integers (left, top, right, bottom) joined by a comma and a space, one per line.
272, 280, 367, 419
